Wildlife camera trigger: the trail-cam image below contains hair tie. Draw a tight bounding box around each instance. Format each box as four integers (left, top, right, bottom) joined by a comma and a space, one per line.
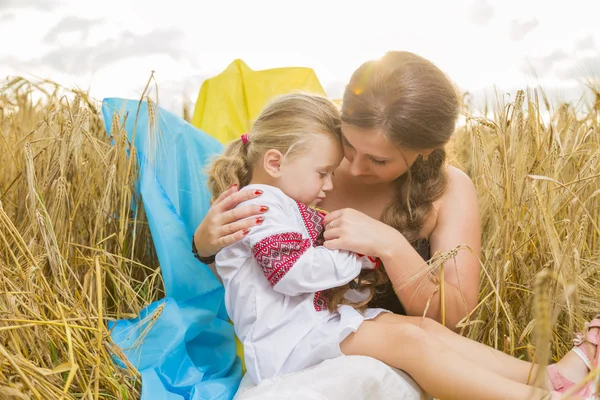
241, 133, 250, 145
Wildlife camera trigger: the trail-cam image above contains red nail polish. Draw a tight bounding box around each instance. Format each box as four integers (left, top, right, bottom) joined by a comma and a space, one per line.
243, 229, 251, 235
254, 190, 263, 195
259, 206, 269, 213
256, 216, 265, 224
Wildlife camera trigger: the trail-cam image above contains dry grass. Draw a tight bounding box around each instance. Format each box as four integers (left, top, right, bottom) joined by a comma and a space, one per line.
0, 78, 163, 399
450, 88, 600, 381
0, 78, 599, 399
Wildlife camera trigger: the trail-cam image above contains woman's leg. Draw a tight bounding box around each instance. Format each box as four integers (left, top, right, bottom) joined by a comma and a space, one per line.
340, 319, 555, 400
375, 313, 596, 388
374, 313, 541, 385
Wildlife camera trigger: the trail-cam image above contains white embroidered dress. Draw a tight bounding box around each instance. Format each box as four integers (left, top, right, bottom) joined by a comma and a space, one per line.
215, 184, 388, 385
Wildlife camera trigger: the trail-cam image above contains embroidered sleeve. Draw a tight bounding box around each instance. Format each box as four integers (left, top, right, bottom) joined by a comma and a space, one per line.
271, 246, 378, 296
239, 185, 380, 296
252, 231, 311, 286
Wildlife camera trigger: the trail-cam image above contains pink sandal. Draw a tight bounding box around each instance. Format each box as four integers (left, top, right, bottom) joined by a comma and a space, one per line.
547, 315, 600, 399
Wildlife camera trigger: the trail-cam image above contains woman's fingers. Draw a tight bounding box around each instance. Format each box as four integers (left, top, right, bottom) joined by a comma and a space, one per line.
323, 226, 359, 252
217, 187, 264, 213
212, 184, 239, 207
322, 209, 343, 225
322, 227, 342, 240
325, 218, 341, 230
217, 229, 252, 249
194, 186, 266, 256
197, 187, 268, 254
220, 203, 268, 226
323, 238, 343, 250
220, 214, 265, 238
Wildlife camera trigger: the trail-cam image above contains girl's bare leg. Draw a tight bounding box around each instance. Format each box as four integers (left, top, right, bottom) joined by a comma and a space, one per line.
340, 319, 554, 400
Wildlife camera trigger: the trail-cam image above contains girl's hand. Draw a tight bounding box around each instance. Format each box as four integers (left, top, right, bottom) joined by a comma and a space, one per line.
322, 208, 402, 259
193, 185, 268, 257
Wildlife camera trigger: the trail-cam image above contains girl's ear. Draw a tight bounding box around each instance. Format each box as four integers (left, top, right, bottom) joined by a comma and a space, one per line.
263, 149, 284, 178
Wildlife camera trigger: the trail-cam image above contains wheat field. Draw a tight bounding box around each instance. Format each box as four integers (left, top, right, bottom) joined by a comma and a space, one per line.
0, 78, 599, 399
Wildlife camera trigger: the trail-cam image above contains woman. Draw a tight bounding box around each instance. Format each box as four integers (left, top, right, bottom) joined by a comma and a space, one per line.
193, 50, 481, 330
193, 52, 599, 399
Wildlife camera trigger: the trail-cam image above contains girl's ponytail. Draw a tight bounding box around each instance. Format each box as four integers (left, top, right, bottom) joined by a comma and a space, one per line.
207, 138, 252, 203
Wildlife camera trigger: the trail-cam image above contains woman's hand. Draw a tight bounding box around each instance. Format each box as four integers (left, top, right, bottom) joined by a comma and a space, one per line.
322, 208, 402, 258
193, 185, 268, 257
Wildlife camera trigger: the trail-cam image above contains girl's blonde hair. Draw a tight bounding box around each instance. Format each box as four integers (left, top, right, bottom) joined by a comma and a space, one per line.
207, 92, 387, 313
207, 93, 342, 202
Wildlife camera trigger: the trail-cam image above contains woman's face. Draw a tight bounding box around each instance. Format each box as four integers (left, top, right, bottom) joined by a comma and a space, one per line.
340, 123, 432, 185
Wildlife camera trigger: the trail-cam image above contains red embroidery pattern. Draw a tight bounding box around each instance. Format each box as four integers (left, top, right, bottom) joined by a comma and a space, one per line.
252, 232, 311, 286
296, 202, 326, 247
313, 291, 328, 312
356, 253, 382, 270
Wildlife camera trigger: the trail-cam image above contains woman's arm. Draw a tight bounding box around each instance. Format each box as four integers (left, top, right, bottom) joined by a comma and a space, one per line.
192, 184, 267, 258
380, 166, 482, 329
322, 166, 481, 329
192, 185, 268, 283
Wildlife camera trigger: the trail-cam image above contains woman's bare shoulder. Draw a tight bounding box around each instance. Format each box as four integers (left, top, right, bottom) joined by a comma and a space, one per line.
434, 165, 479, 228
424, 165, 477, 237
442, 165, 477, 202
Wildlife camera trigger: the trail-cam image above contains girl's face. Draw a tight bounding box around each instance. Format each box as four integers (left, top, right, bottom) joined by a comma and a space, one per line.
340, 124, 433, 185
277, 134, 344, 206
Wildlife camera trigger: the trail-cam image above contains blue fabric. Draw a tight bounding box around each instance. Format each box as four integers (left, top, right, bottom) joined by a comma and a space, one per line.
102, 98, 241, 400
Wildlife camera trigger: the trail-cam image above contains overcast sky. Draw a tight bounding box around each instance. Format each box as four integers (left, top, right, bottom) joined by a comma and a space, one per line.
1, 0, 599, 115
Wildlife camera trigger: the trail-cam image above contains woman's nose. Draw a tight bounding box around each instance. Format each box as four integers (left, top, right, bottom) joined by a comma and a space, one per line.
349, 157, 367, 176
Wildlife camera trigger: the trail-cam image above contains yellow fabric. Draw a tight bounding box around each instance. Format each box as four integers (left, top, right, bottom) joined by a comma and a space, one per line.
235, 333, 245, 373
191, 59, 327, 144
225, 320, 246, 374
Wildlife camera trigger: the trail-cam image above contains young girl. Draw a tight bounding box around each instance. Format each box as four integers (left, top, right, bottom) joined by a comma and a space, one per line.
206, 93, 599, 400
